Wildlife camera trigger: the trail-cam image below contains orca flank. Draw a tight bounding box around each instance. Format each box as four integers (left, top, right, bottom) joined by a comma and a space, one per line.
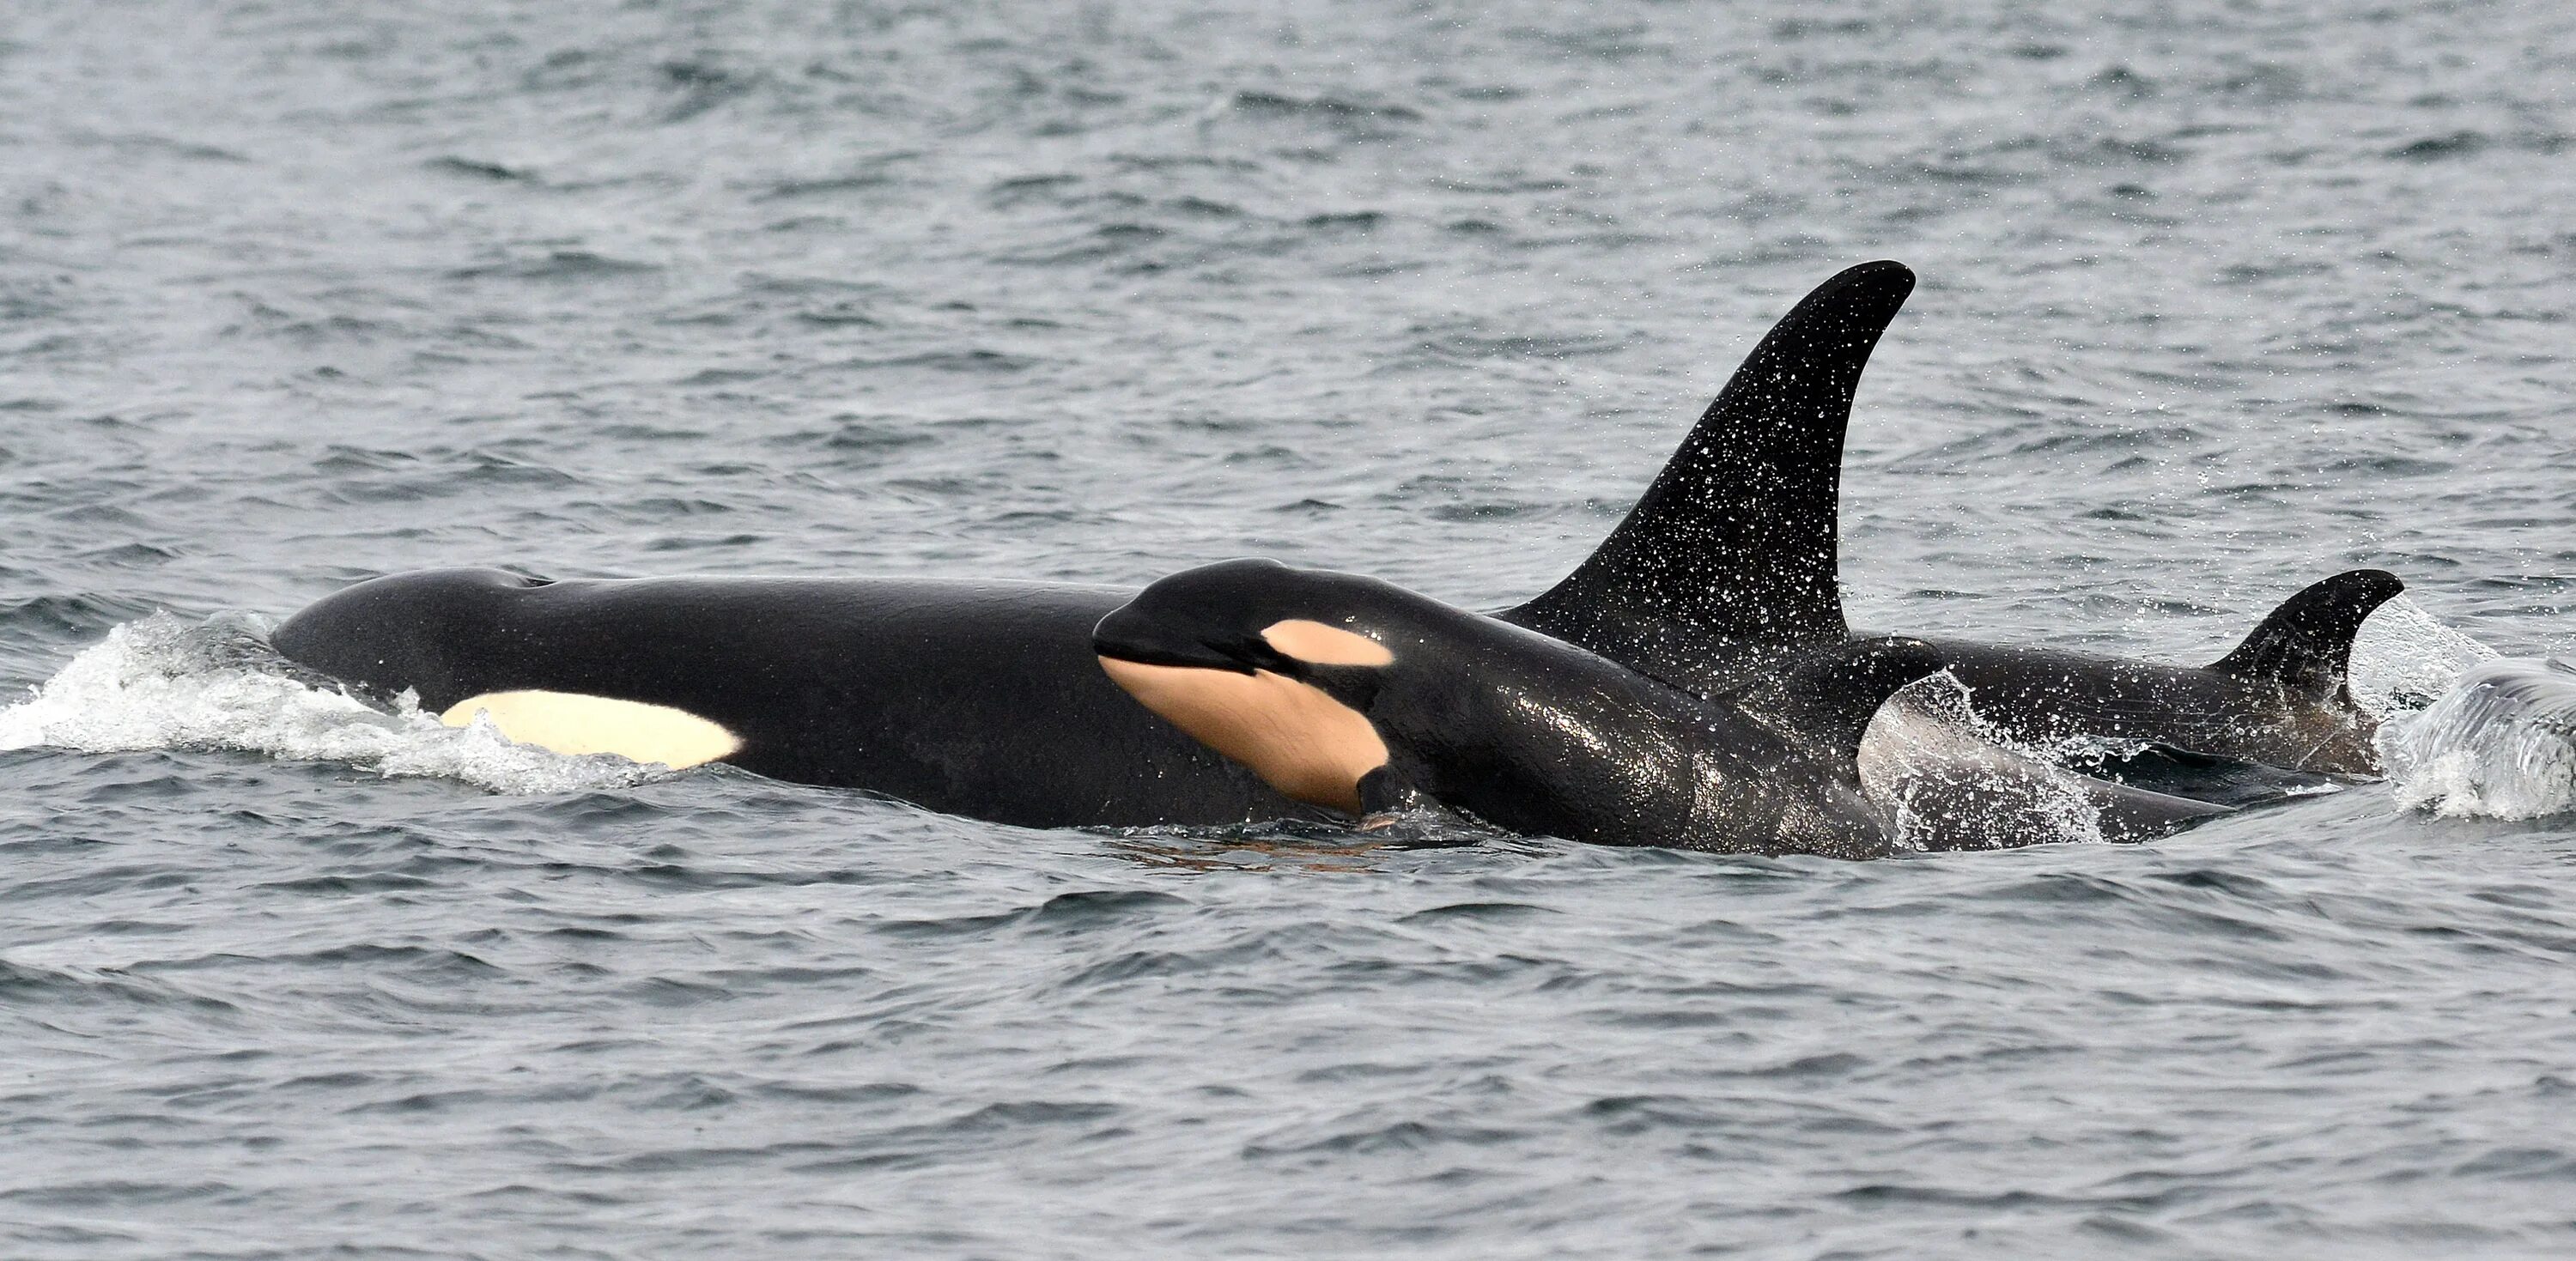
1097, 559, 1947, 856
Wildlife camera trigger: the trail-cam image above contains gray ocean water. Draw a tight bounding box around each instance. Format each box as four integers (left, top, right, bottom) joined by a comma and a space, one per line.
5, 2, 2575, 1256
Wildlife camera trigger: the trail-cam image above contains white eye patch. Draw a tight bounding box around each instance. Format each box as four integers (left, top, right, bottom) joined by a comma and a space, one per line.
1261, 619, 1394, 667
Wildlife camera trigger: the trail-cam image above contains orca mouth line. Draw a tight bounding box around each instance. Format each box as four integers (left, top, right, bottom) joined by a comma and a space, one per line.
1092, 615, 1280, 676
1093, 641, 1258, 674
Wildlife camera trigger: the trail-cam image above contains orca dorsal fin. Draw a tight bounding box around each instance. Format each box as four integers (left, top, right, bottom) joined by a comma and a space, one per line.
2208, 569, 2405, 694
1504, 261, 1914, 655
1759, 637, 1949, 775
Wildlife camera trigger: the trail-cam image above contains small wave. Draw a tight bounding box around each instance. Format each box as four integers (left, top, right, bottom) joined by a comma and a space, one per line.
1227, 90, 1423, 124
2347, 598, 2576, 819
2380, 658, 2576, 821
0, 612, 671, 795
447, 251, 660, 282
426, 156, 538, 183
755, 173, 897, 201
2390, 131, 2488, 161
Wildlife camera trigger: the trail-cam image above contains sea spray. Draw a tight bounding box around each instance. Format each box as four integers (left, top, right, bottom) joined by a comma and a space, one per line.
0, 612, 672, 795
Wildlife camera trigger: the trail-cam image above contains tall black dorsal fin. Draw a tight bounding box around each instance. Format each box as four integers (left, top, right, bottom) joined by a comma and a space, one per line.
1504, 261, 1914, 652
1759, 636, 1949, 778
2208, 569, 2405, 694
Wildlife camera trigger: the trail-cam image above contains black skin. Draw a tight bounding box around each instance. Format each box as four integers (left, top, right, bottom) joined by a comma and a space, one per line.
1093, 560, 1946, 858
270, 569, 1324, 828
269, 260, 2391, 831
1532, 576, 2403, 786
1504, 261, 2403, 782
270, 262, 1928, 829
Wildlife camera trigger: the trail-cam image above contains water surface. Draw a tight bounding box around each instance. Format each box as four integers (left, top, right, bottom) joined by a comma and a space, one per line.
3, 2, 2573, 1256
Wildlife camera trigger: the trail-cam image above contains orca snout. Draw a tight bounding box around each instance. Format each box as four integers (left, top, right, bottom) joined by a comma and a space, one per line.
1092, 604, 1274, 676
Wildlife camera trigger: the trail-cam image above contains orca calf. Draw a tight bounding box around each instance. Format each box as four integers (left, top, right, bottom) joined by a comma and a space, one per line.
1093, 559, 1945, 857
1501, 264, 2403, 781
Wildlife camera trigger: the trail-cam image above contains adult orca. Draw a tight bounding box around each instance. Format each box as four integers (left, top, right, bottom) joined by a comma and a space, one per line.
1499, 266, 2403, 780
273, 570, 1321, 825
1092, 559, 1947, 857
270, 263, 1922, 828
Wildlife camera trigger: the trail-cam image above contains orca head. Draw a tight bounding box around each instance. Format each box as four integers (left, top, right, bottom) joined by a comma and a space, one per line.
1094, 559, 1413, 815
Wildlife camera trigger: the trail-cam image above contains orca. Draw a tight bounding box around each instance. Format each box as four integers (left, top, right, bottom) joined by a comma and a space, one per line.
1093, 559, 1946, 857
1498, 266, 2403, 782
271, 571, 1324, 827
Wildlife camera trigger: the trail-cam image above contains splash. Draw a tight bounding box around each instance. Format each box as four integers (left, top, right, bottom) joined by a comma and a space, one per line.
1859, 675, 2112, 851
2348, 595, 2499, 716
0, 612, 674, 794
1875, 595, 2576, 828
2379, 658, 2576, 820
2354, 597, 2576, 820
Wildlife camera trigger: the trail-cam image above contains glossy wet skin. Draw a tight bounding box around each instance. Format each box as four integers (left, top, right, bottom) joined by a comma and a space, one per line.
271, 568, 1326, 828
1500, 258, 2405, 785
1093, 559, 1939, 856
264, 264, 1933, 832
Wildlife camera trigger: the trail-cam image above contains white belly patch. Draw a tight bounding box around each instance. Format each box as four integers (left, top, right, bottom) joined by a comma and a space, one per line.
438, 691, 742, 769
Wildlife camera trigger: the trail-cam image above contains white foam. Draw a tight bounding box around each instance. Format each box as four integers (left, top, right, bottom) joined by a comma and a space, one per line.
0, 613, 675, 794
2344, 597, 2576, 819
2378, 657, 2576, 820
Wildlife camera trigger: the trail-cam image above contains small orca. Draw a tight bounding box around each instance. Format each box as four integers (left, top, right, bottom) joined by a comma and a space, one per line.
1093, 559, 1946, 857
271, 263, 1923, 828
1498, 264, 2404, 780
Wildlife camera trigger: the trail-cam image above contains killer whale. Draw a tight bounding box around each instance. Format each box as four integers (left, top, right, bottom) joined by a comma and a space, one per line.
1093, 559, 1946, 857
273, 570, 1321, 826
1498, 266, 2403, 783
272, 263, 1924, 828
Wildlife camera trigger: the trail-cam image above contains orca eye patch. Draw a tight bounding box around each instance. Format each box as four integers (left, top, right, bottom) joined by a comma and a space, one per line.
1261, 619, 1394, 667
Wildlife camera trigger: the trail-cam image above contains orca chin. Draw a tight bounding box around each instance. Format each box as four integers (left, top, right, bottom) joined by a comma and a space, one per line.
1090, 624, 1263, 675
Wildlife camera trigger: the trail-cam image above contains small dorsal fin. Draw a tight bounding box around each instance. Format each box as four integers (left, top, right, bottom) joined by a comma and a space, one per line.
1759, 637, 1949, 776
2208, 569, 2405, 694
1504, 261, 1914, 654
